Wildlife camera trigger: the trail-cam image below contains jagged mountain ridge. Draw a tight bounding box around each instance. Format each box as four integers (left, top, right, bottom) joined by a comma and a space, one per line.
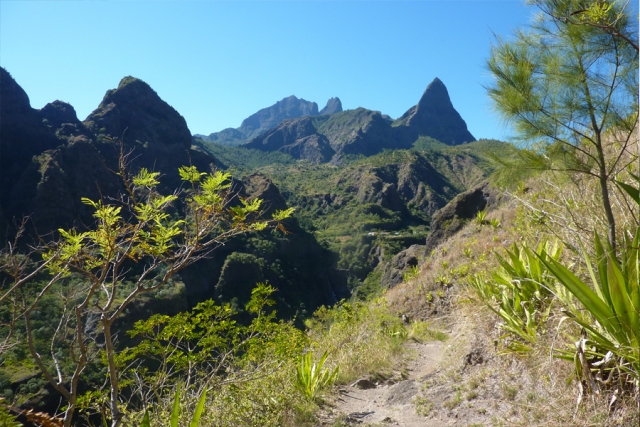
197, 95, 343, 145
241, 78, 476, 164
0, 68, 347, 315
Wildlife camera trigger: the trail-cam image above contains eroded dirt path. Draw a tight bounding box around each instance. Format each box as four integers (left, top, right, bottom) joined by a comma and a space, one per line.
322, 340, 445, 426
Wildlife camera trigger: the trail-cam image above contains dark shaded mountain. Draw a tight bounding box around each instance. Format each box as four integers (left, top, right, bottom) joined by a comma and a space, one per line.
1, 69, 69, 233
84, 76, 192, 149
394, 78, 475, 145
0, 72, 214, 237
239, 79, 475, 163
197, 95, 343, 146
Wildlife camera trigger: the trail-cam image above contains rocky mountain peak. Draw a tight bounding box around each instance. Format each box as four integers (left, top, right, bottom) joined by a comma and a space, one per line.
238, 95, 319, 140
40, 101, 81, 128
395, 77, 475, 146
416, 78, 453, 111
84, 76, 192, 149
319, 97, 343, 115
1, 67, 32, 115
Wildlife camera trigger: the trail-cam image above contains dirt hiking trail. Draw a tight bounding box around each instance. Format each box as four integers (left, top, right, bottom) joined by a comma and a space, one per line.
320, 340, 446, 426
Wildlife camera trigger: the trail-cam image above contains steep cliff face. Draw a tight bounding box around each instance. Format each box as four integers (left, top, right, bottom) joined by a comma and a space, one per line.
0, 69, 65, 218
394, 78, 475, 146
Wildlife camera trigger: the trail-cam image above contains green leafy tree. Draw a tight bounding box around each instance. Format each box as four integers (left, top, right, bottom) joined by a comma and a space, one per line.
486, 0, 638, 251
531, 0, 638, 52
1, 146, 294, 427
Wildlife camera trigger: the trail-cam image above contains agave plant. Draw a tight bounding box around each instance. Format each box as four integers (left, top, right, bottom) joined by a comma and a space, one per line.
296, 350, 339, 401
470, 241, 562, 354
541, 229, 640, 397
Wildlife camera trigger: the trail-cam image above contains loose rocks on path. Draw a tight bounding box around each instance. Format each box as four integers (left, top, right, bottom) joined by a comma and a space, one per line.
321, 340, 445, 427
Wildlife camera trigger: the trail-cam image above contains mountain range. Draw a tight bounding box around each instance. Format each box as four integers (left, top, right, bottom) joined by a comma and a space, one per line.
195, 77, 474, 156
195, 95, 344, 145
0, 66, 497, 316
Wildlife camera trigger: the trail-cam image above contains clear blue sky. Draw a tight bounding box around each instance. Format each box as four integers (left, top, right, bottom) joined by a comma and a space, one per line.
2, 1, 535, 140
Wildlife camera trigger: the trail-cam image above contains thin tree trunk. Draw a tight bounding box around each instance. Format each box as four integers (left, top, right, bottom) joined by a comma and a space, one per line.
103, 318, 122, 427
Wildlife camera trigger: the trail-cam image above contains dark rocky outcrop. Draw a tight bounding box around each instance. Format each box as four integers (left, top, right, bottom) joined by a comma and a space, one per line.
319, 97, 343, 115
380, 245, 427, 288
83, 77, 213, 193
377, 182, 502, 289
394, 78, 475, 146
424, 182, 500, 252
242, 173, 288, 216
0, 68, 66, 231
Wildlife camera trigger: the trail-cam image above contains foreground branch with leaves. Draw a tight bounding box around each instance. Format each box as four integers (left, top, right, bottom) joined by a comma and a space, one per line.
0, 149, 294, 427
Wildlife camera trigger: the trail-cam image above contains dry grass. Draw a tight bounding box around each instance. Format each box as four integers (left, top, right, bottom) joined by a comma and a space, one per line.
384, 178, 640, 426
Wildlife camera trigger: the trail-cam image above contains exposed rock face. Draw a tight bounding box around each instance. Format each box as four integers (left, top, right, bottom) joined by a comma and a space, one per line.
242, 173, 288, 216
319, 97, 343, 115
239, 95, 319, 140
395, 78, 475, 146
84, 76, 192, 149
424, 182, 500, 252
380, 245, 427, 288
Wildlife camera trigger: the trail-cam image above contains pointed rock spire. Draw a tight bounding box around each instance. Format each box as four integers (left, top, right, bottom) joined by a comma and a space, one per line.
397, 78, 475, 145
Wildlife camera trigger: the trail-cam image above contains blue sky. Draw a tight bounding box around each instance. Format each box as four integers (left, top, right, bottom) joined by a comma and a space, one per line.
2, 1, 534, 140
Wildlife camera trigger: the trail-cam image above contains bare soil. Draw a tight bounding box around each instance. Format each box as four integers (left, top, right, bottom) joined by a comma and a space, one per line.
316, 340, 447, 426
